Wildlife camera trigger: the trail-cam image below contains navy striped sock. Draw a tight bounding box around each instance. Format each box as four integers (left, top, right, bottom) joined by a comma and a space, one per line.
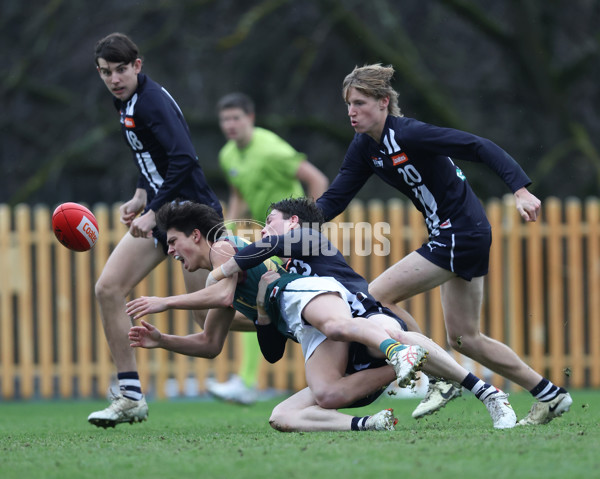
351, 416, 370, 431
118, 371, 143, 401
530, 379, 564, 402
461, 372, 497, 401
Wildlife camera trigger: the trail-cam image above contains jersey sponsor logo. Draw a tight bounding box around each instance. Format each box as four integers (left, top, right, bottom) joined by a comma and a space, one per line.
124, 117, 136, 128
371, 156, 384, 168
391, 152, 409, 165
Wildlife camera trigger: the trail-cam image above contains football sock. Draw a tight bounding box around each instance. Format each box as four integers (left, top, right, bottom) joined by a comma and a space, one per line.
118, 371, 143, 401
379, 339, 407, 359
351, 415, 371, 431
460, 373, 498, 401
529, 378, 565, 402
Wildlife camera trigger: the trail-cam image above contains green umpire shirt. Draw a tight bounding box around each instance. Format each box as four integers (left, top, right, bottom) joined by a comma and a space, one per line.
219, 127, 306, 221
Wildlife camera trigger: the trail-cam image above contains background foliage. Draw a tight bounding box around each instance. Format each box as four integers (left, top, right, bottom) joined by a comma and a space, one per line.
2, 0, 599, 207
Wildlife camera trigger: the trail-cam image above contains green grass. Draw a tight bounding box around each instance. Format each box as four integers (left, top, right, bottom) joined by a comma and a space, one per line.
1, 390, 598, 479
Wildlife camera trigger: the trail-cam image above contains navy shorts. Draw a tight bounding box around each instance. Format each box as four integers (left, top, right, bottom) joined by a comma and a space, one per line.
344, 310, 407, 408
152, 227, 169, 255
344, 342, 388, 408
416, 226, 491, 281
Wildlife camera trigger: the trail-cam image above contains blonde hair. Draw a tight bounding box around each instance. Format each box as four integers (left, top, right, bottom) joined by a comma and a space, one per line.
342, 64, 402, 117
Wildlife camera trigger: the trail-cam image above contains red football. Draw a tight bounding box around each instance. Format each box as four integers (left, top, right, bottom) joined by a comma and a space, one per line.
52, 202, 99, 252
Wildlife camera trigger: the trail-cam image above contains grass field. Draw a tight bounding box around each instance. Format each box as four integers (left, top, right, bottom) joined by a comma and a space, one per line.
1, 390, 598, 479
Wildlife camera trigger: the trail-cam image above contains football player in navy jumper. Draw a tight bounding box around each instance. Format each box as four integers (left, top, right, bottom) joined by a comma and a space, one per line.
88, 33, 222, 428
130, 198, 517, 430
315, 64, 572, 425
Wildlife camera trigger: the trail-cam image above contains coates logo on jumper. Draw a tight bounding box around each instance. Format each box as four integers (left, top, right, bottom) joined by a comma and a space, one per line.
391, 153, 408, 166
207, 219, 280, 260
124, 117, 136, 128
77, 216, 99, 247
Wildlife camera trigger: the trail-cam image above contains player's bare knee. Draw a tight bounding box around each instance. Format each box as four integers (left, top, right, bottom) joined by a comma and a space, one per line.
94, 277, 112, 302
95, 281, 124, 306
269, 407, 292, 432
318, 317, 350, 342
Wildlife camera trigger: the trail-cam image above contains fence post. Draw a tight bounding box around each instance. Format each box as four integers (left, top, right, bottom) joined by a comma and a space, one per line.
0, 205, 15, 399
16, 205, 35, 398
486, 198, 506, 387
566, 198, 585, 387
504, 194, 525, 360
586, 198, 600, 386
546, 198, 566, 385
34, 205, 54, 398
525, 200, 545, 377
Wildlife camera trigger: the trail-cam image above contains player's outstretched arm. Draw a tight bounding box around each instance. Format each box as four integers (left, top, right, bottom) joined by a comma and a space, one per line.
125, 280, 236, 320
129, 308, 235, 358
127, 239, 240, 319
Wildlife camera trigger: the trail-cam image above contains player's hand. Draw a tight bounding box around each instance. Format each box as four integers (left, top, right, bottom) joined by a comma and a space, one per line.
514, 187, 541, 222
130, 209, 156, 238
258, 270, 281, 296
120, 198, 145, 227
255, 270, 281, 325
126, 296, 168, 320
129, 320, 161, 349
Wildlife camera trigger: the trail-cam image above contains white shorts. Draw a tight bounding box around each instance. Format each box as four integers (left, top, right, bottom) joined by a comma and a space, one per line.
278, 276, 351, 362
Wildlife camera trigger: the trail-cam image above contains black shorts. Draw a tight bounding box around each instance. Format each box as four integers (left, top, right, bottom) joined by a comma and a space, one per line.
344, 310, 406, 409
416, 226, 491, 280
152, 227, 169, 255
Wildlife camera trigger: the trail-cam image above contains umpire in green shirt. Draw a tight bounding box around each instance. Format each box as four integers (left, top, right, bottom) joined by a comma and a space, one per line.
206, 92, 329, 404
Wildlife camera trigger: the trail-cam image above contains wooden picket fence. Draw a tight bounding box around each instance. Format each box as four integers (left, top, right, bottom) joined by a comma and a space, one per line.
0, 196, 598, 401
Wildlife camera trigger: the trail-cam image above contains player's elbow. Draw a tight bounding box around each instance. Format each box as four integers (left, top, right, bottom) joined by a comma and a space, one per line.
210, 289, 235, 309
201, 343, 223, 359
192, 334, 224, 359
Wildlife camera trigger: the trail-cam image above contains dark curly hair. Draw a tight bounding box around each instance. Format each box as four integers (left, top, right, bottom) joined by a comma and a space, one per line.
269, 197, 324, 229
156, 201, 225, 242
